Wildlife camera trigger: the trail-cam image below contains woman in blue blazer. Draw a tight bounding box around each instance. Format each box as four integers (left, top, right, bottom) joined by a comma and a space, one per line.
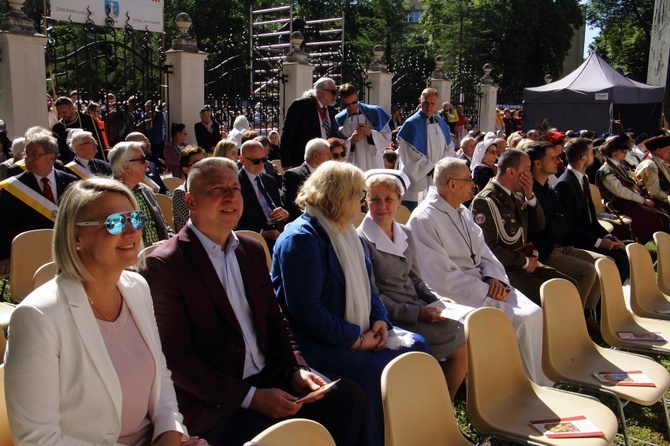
272, 161, 430, 446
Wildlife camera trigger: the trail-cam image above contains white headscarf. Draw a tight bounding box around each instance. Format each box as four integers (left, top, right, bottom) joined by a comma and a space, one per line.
470, 139, 497, 171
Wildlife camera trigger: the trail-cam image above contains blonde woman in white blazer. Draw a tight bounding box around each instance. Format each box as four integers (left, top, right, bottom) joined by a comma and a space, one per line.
4, 178, 205, 446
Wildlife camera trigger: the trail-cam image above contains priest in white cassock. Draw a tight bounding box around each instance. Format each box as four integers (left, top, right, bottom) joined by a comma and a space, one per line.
335, 84, 392, 171
408, 157, 551, 386
397, 88, 455, 211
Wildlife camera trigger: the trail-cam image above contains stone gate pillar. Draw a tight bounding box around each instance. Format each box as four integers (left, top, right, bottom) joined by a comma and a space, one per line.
164, 13, 207, 146
430, 56, 453, 105
279, 32, 315, 129
366, 45, 394, 114
0, 0, 48, 137
477, 63, 499, 134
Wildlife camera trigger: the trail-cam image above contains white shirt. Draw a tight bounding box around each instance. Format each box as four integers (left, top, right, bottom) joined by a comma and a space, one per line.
32, 168, 58, 202
189, 221, 265, 408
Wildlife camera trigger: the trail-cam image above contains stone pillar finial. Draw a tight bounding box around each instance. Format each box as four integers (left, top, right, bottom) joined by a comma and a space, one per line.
1, 0, 37, 34
479, 63, 495, 85
286, 31, 308, 64
431, 55, 450, 80
368, 45, 388, 72
544, 74, 553, 84
170, 13, 199, 52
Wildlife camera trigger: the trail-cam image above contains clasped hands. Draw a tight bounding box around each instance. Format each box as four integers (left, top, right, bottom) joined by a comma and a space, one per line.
248, 369, 328, 419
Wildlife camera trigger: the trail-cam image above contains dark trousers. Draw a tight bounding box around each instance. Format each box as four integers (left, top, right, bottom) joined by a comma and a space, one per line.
200, 372, 365, 446
506, 265, 576, 306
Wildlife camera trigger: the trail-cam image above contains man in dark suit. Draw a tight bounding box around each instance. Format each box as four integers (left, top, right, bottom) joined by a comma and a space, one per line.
282, 138, 332, 221
141, 157, 364, 445
65, 130, 112, 178
279, 77, 341, 169
554, 137, 629, 281
238, 140, 289, 248
0, 127, 77, 274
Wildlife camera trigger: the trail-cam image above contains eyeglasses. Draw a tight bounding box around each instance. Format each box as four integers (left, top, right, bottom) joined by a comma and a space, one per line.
76, 210, 146, 235
24, 152, 49, 159
342, 100, 358, 107
79, 140, 97, 147
332, 151, 346, 159
128, 155, 146, 164
450, 177, 474, 184
360, 190, 367, 204
322, 89, 338, 95
244, 156, 268, 165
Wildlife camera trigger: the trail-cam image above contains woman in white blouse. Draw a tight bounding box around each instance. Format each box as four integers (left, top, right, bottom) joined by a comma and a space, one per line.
4, 177, 205, 446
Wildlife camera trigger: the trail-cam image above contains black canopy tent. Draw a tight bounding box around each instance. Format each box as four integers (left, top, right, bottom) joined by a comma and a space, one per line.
523, 52, 665, 135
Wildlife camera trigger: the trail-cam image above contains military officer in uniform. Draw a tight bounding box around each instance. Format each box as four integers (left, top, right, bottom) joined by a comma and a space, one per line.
470, 149, 573, 305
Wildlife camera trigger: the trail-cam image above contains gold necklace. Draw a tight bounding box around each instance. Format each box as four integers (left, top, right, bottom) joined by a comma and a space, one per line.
88, 288, 120, 322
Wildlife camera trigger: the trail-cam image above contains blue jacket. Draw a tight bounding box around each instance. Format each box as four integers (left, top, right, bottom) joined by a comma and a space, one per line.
271, 213, 391, 365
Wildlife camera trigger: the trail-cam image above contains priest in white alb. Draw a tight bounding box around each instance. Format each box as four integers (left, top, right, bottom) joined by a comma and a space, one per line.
408, 157, 551, 386
397, 87, 454, 210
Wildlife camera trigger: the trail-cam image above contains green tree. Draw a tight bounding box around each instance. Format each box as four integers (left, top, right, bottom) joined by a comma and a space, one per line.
585, 0, 654, 82
421, 0, 582, 102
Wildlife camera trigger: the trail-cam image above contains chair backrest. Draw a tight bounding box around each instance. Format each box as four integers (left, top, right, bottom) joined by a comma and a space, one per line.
0, 364, 13, 446
32, 261, 57, 292
654, 231, 670, 295
154, 193, 175, 232
596, 257, 635, 347
626, 242, 664, 316
161, 176, 184, 193
9, 229, 54, 303
246, 419, 335, 446
589, 183, 606, 213
465, 307, 534, 428
0, 332, 5, 365
393, 205, 411, 225
235, 230, 272, 271
540, 279, 600, 382
381, 351, 474, 446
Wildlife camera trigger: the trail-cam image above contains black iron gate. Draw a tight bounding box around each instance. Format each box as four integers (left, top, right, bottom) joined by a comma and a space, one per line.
45, 8, 164, 144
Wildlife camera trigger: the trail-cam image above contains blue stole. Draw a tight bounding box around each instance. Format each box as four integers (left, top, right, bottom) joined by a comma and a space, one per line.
398, 111, 452, 156
335, 102, 391, 132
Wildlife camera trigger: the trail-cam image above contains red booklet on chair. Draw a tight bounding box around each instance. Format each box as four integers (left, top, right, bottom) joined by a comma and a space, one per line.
529, 416, 605, 438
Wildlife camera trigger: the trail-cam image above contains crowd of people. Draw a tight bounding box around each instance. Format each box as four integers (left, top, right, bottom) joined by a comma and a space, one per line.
1, 76, 669, 446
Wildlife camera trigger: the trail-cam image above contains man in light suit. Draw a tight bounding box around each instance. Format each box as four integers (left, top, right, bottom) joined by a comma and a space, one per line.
237, 140, 289, 248
0, 126, 77, 274
141, 157, 364, 446
279, 77, 341, 169
282, 138, 332, 221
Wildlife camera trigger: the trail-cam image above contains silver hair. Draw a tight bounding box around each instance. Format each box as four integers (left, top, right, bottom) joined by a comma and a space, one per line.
304, 138, 329, 161
10, 137, 26, 158
108, 141, 144, 176
434, 157, 468, 186
24, 126, 58, 154
69, 130, 94, 152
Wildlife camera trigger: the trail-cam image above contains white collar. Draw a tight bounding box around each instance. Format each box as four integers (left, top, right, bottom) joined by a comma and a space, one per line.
359, 214, 408, 258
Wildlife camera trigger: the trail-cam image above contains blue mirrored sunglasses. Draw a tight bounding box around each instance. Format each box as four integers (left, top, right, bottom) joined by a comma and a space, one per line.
75, 210, 146, 235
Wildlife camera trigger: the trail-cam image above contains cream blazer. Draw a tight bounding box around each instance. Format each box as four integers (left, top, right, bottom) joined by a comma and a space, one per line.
4, 271, 187, 445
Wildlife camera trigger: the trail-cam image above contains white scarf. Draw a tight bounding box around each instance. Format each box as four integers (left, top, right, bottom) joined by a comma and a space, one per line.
306, 204, 371, 334
359, 214, 408, 258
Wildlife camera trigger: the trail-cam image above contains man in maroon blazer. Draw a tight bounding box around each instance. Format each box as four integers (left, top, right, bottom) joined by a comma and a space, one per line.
141, 157, 363, 445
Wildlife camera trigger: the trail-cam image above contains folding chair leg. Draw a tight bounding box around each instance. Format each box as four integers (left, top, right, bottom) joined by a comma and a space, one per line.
663, 396, 670, 441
